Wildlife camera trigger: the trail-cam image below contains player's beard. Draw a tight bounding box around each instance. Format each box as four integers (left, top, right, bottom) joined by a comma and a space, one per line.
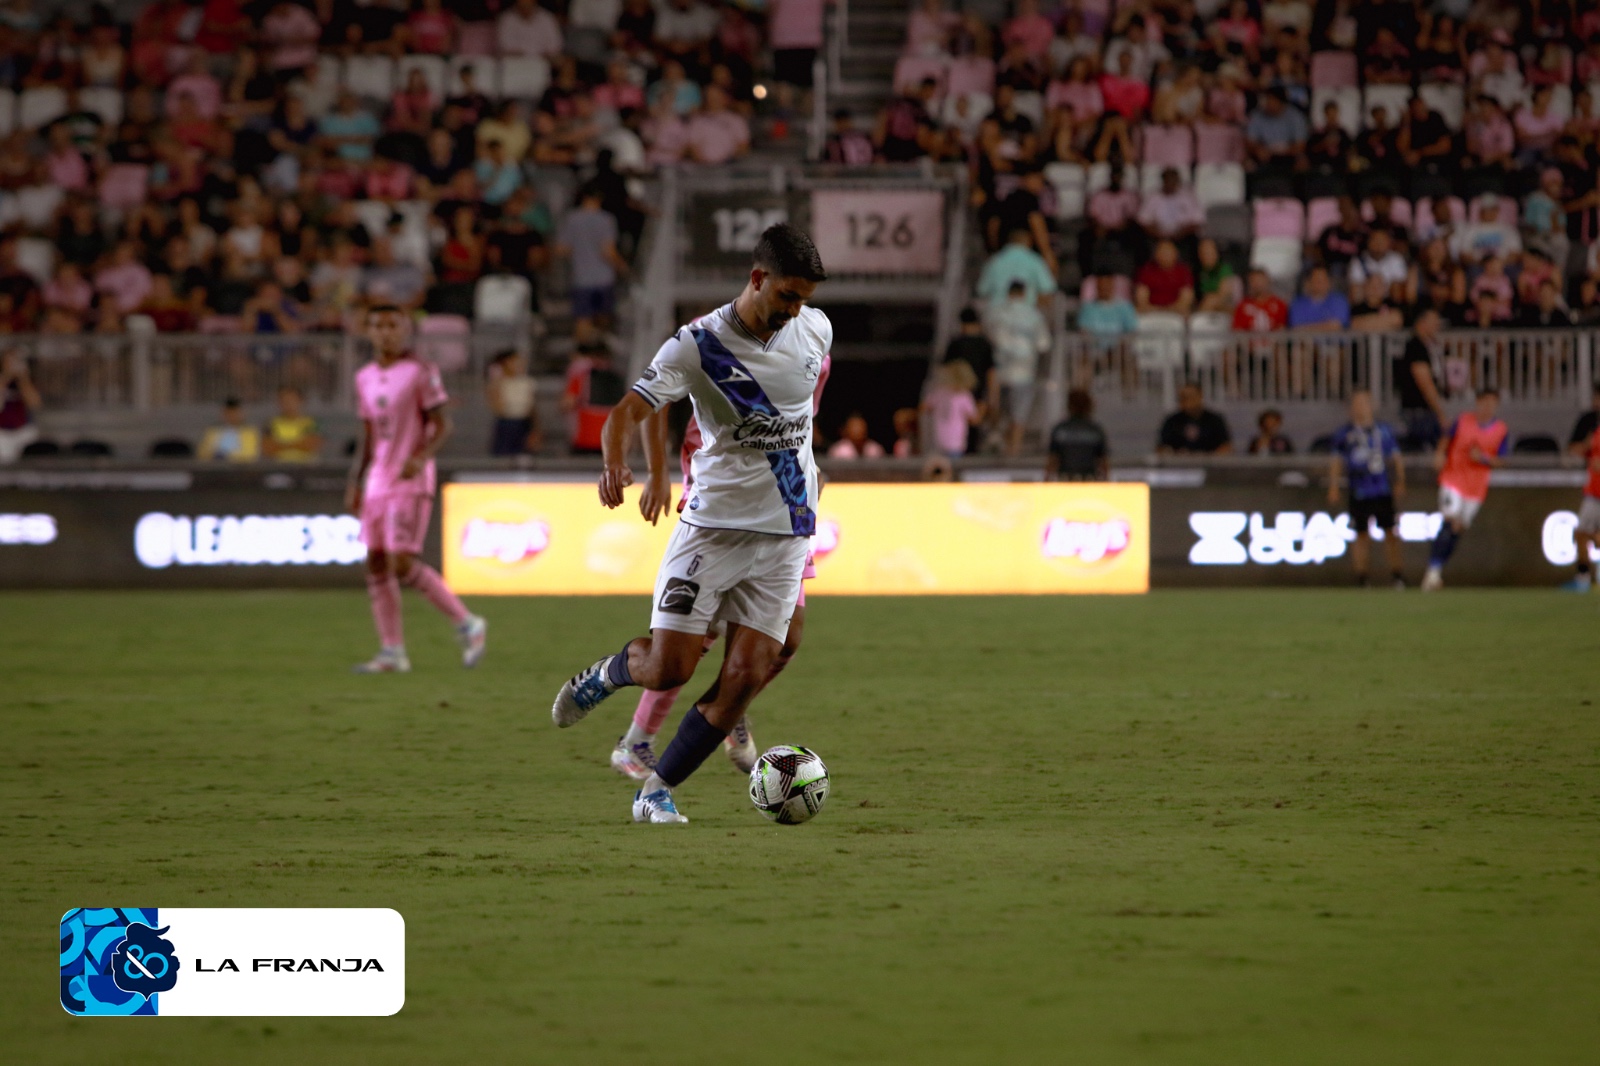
765, 310, 791, 331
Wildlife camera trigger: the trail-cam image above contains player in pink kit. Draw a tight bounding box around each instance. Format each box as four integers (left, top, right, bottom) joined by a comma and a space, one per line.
347, 304, 488, 672
1422, 387, 1509, 592
609, 353, 831, 780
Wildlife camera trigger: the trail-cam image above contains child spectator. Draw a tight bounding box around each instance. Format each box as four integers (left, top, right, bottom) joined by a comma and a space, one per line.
922, 362, 981, 459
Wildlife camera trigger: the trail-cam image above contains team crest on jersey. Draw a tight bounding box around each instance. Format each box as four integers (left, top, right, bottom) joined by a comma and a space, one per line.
803, 354, 821, 381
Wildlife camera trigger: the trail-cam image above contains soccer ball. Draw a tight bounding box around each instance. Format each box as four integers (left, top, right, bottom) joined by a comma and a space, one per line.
748, 745, 829, 825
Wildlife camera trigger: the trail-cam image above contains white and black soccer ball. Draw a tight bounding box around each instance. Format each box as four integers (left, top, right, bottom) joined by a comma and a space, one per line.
748, 745, 829, 825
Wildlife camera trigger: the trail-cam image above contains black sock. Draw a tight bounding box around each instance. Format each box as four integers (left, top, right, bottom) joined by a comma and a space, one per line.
1579, 560, 1592, 577
655, 706, 728, 787
606, 639, 636, 687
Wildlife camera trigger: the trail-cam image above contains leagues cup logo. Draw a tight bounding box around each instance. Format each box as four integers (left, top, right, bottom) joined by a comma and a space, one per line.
110, 923, 180, 998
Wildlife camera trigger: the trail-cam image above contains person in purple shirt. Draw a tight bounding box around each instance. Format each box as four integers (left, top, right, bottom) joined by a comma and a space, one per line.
1288, 266, 1351, 331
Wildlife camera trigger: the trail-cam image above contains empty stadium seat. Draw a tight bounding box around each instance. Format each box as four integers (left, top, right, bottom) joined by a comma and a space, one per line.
1079, 275, 1132, 302
1310, 87, 1361, 136
1203, 203, 1252, 244
1513, 434, 1560, 454
1363, 84, 1412, 125
1418, 82, 1464, 128
1011, 91, 1045, 128
397, 55, 447, 100
353, 200, 394, 238
79, 87, 123, 127
1140, 165, 1184, 194
1188, 312, 1233, 366
1253, 198, 1305, 240
1550, 84, 1573, 122
498, 57, 551, 100
1140, 124, 1194, 169
474, 274, 533, 323
458, 20, 497, 57
1133, 312, 1186, 369
1194, 163, 1246, 208
1305, 197, 1341, 240
343, 55, 395, 100
15, 185, 62, 231
1362, 196, 1413, 230
18, 86, 66, 130
1250, 237, 1302, 282
14, 237, 54, 284
945, 56, 995, 98
451, 57, 498, 97
1194, 122, 1244, 164
1085, 162, 1116, 195
1309, 51, 1359, 88
1052, 185, 1084, 222
893, 55, 947, 96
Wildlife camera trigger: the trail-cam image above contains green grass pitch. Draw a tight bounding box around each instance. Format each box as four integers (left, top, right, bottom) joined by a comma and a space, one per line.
4, 590, 1600, 1065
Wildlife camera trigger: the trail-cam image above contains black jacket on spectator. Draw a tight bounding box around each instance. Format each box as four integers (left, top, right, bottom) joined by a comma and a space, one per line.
1158, 409, 1231, 453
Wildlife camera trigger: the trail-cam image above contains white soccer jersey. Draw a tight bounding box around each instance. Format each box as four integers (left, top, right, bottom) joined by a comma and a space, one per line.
631, 302, 831, 537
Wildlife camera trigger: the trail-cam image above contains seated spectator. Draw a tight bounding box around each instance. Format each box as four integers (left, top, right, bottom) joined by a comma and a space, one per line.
199, 398, 261, 462
478, 101, 532, 164
1518, 278, 1572, 328
1350, 274, 1404, 332
1134, 240, 1195, 315
1515, 247, 1559, 306
1468, 254, 1514, 321
986, 280, 1051, 455
1515, 85, 1565, 163
487, 350, 540, 457
319, 92, 380, 163
1247, 408, 1293, 454
1362, 27, 1411, 85
0, 350, 40, 464
42, 262, 93, 317
388, 69, 436, 138
364, 237, 428, 311
875, 78, 938, 163
1080, 164, 1140, 277
1306, 102, 1353, 176
1233, 268, 1288, 332
1288, 266, 1350, 332
95, 243, 154, 314
243, 279, 304, 334
1195, 238, 1237, 313
922, 360, 982, 460
557, 185, 628, 327
1158, 383, 1232, 454
824, 108, 875, 165
262, 387, 322, 462
1523, 168, 1570, 268
1348, 229, 1409, 303
1047, 57, 1103, 123
1316, 197, 1366, 279
498, 0, 564, 57
892, 408, 918, 458
1400, 95, 1455, 175
1470, 31, 1525, 112
906, 0, 957, 57
406, 0, 457, 55
1078, 275, 1139, 343
987, 167, 1057, 276
1464, 95, 1515, 173
1098, 49, 1150, 121
1046, 388, 1108, 480
685, 85, 750, 165
1137, 167, 1204, 251
474, 139, 523, 206
654, 0, 718, 66
563, 340, 625, 454
828, 413, 887, 459
1244, 89, 1307, 178
1003, 0, 1053, 63
977, 228, 1056, 309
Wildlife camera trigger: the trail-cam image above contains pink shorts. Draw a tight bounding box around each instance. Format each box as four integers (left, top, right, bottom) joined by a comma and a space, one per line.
361, 493, 432, 555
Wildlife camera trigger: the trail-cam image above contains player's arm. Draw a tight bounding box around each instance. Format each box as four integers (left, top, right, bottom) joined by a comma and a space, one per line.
1390, 445, 1406, 497
599, 390, 655, 509
1327, 449, 1342, 505
346, 419, 373, 513
1411, 359, 1445, 419
400, 405, 451, 480
637, 403, 673, 525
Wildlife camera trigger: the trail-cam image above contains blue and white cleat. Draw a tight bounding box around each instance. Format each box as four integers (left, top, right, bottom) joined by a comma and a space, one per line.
457, 615, 488, 668
632, 786, 688, 824
552, 656, 620, 727
1560, 577, 1592, 593
611, 737, 658, 781
353, 647, 410, 674
725, 717, 757, 773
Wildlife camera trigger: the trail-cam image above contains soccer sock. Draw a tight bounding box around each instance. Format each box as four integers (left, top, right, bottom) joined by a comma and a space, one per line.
1428, 525, 1460, 567
653, 705, 728, 787
605, 639, 637, 688
366, 573, 404, 649
401, 563, 471, 624
1578, 558, 1592, 577
628, 686, 681, 743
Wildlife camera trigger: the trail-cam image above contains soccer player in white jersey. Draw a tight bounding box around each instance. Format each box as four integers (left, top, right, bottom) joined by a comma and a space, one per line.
347, 304, 488, 673
549, 224, 831, 823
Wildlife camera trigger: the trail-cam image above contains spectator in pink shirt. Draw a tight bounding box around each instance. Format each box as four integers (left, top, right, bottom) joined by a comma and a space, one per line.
922, 360, 982, 459
828, 413, 887, 459
1079, 165, 1141, 278
643, 94, 690, 165
364, 157, 412, 201
166, 53, 223, 120
261, 0, 321, 74
388, 70, 435, 136
498, 0, 565, 58
906, 0, 957, 57
42, 262, 93, 315
593, 57, 646, 113
1468, 254, 1514, 321
768, 0, 825, 113
44, 126, 88, 191
1002, 0, 1054, 62
1099, 50, 1151, 121
1465, 95, 1515, 171
1514, 86, 1565, 162
685, 86, 750, 165
406, 0, 457, 55
94, 243, 155, 314
1046, 57, 1104, 122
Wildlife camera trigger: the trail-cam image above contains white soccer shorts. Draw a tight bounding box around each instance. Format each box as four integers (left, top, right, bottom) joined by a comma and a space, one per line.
649, 522, 809, 644
1438, 485, 1483, 529
1577, 496, 1600, 535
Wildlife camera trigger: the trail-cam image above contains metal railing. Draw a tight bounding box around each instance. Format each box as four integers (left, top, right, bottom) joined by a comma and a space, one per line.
1033, 325, 1600, 430
16, 328, 529, 413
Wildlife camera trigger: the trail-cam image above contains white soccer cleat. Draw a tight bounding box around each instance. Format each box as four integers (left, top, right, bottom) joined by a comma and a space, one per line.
552, 656, 619, 727
725, 717, 757, 773
457, 615, 488, 668
1421, 567, 1443, 592
633, 786, 688, 824
353, 648, 410, 674
611, 738, 658, 781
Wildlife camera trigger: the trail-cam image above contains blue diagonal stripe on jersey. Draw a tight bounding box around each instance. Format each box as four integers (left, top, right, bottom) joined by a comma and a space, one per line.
690, 326, 815, 536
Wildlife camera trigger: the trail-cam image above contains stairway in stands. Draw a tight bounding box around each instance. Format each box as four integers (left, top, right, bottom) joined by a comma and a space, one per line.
830, 0, 910, 116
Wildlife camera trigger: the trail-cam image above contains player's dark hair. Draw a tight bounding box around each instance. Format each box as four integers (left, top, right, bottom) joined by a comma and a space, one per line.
753, 223, 828, 282
1067, 388, 1093, 418
959, 307, 979, 324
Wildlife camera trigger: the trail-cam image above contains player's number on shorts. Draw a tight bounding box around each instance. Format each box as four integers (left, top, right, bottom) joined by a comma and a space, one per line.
713, 208, 788, 253
844, 212, 915, 250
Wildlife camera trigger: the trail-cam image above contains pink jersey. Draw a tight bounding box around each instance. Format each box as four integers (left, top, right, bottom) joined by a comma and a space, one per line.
1439, 412, 1510, 502
679, 352, 831, 491
356, 355, 449, 499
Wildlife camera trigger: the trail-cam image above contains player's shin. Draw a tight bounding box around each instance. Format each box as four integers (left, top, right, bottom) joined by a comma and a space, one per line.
651, 705, 729, 788
366, 573, 404, 649
628, 687, 680, 744
401, 562, 471, 624
1429, 523, 1460, 567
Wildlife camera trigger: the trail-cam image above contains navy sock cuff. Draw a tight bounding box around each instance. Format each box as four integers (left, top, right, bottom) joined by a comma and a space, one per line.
655, 706, 729, 787
606, 640, 635, 688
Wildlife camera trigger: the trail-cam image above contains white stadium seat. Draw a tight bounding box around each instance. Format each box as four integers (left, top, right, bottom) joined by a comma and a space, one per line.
498, 57, 551, 101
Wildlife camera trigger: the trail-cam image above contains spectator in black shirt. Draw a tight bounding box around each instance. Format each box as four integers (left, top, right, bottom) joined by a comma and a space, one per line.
1246, 408, 1294, 454
943, 308, 997, 407
1316, 196, 1366, 278
1399, 96, 1454, 175
1567, 384, 1600, 455
987, 167, 1056, 276
1158, 383, 1232, 454
1517, 278, 1572, 328
1393, 307, 1446, 451
1047, 389, 1109, 480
